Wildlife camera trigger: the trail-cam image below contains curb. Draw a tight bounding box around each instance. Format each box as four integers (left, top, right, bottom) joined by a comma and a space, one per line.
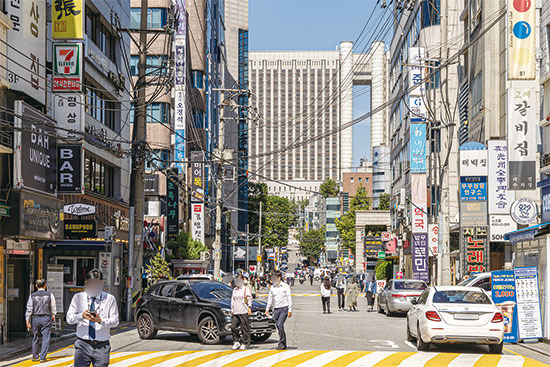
0, 333, 75, 362
517, 343, 550, 358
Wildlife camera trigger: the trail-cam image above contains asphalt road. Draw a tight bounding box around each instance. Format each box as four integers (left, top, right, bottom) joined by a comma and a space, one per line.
3, 282, 549, 366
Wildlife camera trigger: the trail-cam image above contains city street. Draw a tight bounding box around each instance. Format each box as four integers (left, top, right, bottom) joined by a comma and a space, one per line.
3, 283, 548, 367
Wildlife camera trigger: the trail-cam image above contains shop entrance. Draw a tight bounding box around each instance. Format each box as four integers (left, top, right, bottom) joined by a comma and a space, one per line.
7, 257, 30, 337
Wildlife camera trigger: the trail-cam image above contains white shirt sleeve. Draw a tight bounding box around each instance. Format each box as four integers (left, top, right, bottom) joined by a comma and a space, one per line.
286, 284, 292, 313
266, 286, 273, 311
50, 295, 57, 316
100, 295, 119, 328
66, 293, 84, 325
25, 296, 33, 322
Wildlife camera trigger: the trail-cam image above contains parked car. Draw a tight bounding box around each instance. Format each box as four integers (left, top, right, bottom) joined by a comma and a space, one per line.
406, 286, 504, 354
176, 274, 216, 281
378, 279, 428, 316
457, 272, 492, 292
135, 280, 276, 345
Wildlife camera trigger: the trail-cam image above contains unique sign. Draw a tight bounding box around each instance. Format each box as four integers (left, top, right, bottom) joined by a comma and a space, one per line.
63, 203, 96, 216
53, 94, 85, 136
144, 174, 159, 194
408, 47, 425, 96
514, 267, 543, 339
52, 0, 84, 39
53, 43, 83, 91
64, 219, 96, 239
190, 151, 204, 202
489, 215, 517, 242
461, 226, 489, 275
510, 198, 537, 225
47, 264, 64, 313
191, 203, 205, 245
491, 270, 518, 343
58, 144, 83, 194
381, 232, 391, 242
166, 169, 180, 240
460, 176, 487, 201
488, 140, 515, 214
410, 124, 426, 173
507, 0, 535, 80
14, 101, 57, 195
412, 233, 429, 282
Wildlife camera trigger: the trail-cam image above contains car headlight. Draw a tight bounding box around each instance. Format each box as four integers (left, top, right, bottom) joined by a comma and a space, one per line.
222, 308, 232, 317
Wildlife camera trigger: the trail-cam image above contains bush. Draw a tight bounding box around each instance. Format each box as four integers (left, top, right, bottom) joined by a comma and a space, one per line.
375, 260, 393, 280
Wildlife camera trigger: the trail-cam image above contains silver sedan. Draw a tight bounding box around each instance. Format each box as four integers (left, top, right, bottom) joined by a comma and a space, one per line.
378, 279, 428, 316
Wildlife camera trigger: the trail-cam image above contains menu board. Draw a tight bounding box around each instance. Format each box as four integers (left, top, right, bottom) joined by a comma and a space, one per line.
47, 264, 64, 314
514, 267, 543, 339
491, 271, 517, 342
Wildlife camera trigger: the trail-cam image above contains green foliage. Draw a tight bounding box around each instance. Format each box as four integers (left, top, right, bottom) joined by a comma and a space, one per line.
166, 231, 207, 260
378, 193, 390, 210
320, 178, 340, 198
375, 259, 393, 280
146, 253, 172, 285
335, 186, 371, 254
299, 226, 325, 260
248, 182, 268, 236
262, 195, 296, 248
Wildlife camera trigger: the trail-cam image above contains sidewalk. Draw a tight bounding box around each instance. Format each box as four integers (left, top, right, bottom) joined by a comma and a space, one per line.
0, 322, 134, 361
515, 339, 550, 358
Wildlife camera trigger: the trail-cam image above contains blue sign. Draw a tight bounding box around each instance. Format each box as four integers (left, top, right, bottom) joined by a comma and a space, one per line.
491, 271, 517, 343
542, 183, 550, 223
175, 129, 185, 174
410, 124, 426, 173
460, 176, 487, 201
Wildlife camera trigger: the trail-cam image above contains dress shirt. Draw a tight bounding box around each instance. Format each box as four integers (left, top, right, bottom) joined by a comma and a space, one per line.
266, 281, 292, 312
25, 289, 57, 322
320, 284, 331, 297
66, 291, 119, 342
231, 285, 252, 315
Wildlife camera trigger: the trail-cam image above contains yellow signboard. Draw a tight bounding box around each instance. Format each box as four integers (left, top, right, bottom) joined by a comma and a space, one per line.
256, 255, 262, 262
52, 0, 84, 39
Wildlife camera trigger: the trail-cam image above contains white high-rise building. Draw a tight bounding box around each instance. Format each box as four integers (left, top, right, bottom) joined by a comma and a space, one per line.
249, 41, 388, 200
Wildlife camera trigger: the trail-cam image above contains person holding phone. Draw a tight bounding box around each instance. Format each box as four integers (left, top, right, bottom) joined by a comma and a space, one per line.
67, 269, 119, 367
231, 274, 252, 350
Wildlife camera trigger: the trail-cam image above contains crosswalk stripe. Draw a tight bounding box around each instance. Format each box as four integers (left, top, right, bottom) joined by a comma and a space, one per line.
448, 353, 484, 367
517, 356, 549, 367
120, 351, 199, 367
373, 352, 416, 366
322, 351, 372, 367
110, 351, 172, 366
223, 350, 285, 367
271, 351, 328, 367
292, 350, 350, 366
345, 351, 395, 366
474, 354, 502, 367
396, 352, 440, 366
173, 350, 237, 366
147, 350, 220, 367
234, 350, 306, 366
198, 350, 269, 367
423, 352, 461, 366
495, 356, 525, 367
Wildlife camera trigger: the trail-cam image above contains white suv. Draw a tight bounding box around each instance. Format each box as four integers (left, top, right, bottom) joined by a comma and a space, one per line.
457, 272, 492, 293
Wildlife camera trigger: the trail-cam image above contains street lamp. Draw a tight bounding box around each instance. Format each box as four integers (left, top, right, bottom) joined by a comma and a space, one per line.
231, 239, 237, 273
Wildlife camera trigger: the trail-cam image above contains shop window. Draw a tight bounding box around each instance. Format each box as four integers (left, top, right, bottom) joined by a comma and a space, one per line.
56, 257, 95, 286
85, 155, 116, 197
130, 8, 167, 29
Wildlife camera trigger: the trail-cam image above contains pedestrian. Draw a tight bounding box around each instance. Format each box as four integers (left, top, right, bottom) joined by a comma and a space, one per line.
309, 270, 314, 286
67, 269, 119, 367
364, 276, 377, 312
290, 272, 295, 286
320, 277, 332, 314
345, 276, 359, 311
250, 275, 258, 299
335, 275, 346, 311
25, 279, 56, 363
265, 270, 292, 350
231, 274, 252, 350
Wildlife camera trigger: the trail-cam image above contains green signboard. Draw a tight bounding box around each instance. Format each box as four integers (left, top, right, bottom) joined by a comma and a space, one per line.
378, 251, 386, 260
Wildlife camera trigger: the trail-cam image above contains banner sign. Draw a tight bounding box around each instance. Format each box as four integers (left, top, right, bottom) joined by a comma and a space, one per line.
514, 267, 543, 339
58, 144, 83, 194
191, 203, 205, 245
488, 140, 514, 214
507, 0, 535, 80
364, 236, 383, 257
461, 226, 489, 275
491, 271, 518, 342
410, 124, 426, 173
190, 151, 204, 202
459, 150, 488, 176
63, 203, 95, 216
460, 201, 488, 227
174, 90, 185, 174
52, 0, 84, 39
53, 94, 85, 137
64, 219, 96, 239
166, 169, 180, 240
14, 101, 57, 195
489, 215, 517, 242
175, 44, 185, 86
408, 47, 425, 96
412, 233, 429, 282
542, 182, 550, 223
6, 0, 46, 104
428, 224, 438, 256
460, 176, 487, 201
99, 252, 112, 292
53, 43, 83, 91
46, 264, 64, 314
508, 84, 536, 190
144, 175, 159, 194
409, 96, 427, 122
411, 174, 427, 233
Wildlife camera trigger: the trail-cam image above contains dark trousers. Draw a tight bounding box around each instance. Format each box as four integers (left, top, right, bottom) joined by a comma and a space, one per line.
321, 296, 330, 312
273, 306, 288, 347
366, 291, 375, 307
337, 288, 345, 309
74, 339, 111, 367
231, 314, 250, 346
31, 316, 52, 360
309, 277, 313, 285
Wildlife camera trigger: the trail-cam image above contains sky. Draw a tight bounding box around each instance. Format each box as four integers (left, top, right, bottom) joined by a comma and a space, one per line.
249, 0, 391, 167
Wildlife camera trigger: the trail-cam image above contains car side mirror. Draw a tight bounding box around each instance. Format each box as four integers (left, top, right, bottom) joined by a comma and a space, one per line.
184, 295, 195, 302
410, 298, 417, 305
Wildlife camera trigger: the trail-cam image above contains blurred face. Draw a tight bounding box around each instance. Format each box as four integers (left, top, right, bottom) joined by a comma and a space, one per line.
85, 279, 103, 297
271, 276, 280, 285
235, 277, 244, 287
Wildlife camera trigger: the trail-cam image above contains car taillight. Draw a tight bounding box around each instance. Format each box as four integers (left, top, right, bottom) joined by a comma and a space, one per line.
425, 311, 441, 322
491, 312, 504, 323
391, 294, 405, 298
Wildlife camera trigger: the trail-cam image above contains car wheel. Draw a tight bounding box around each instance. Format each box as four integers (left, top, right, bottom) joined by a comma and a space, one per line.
251, 333, 272, 343
489, 342, 503, 354
385, 304, 394, 317
137, 313, 157, 339
416, 323, 430, 351
406, 320, 415, 342
377, 301, 384, 314
198, 317, 221, 345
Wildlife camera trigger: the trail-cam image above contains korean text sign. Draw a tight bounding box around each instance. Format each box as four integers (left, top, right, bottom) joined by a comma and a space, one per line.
52, 0, 84, 39
491, 271, 518, 342
412, 233, 429, 282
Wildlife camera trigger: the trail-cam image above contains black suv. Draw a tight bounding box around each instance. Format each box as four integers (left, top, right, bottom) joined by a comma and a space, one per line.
135, 280, 276, 344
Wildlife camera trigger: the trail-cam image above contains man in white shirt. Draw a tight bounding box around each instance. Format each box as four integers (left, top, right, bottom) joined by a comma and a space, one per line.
67, 269, 119, 367
265, 270, 292, 349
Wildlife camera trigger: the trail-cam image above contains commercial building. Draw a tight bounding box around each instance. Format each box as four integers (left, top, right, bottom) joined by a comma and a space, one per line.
342, 159, 373, 213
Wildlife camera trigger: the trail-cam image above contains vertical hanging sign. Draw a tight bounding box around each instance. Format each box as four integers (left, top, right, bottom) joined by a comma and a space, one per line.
52, 0, 84, 39
507, 0, 535, 80
174, 0, 186, 174
166, 169, 180, 240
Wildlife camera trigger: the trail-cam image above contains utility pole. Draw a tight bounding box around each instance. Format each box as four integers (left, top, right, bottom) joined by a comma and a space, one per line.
127, 0, 148, 321
246, 223, 250, 271
258, 201, 263, 273
213, 90, 224, 278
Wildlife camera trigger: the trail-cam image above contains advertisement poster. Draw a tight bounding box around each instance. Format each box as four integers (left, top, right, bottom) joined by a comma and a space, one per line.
491, 271, 518, 342
412, 233, 429, 282
99, 252, 112, 292
191, 203, 205, 245
410, 124, 426, 173
166, 169, 180, 240
507, 0, 535, 79
47, 264, 64, 314
514, 267, 543, 339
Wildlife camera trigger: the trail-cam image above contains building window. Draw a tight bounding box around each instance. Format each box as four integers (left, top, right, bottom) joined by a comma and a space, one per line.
85, 155, 115, 197
84, 78, 116, 130
358, 177, 362, 183
130, 55, 138, 76
471, 72, 483, 116
192, 70, 204, 89
86, 7, 117, 64
147, 102, 168, 124
350, 177, 354, 183
421, 0, 441, 28
366, 177, 369, 183
147, 55, 168, 76
130, 8, 167, 29
146, 149, 171, 171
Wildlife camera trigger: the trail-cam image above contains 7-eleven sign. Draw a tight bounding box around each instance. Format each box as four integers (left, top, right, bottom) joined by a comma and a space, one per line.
53, 43, 82, 92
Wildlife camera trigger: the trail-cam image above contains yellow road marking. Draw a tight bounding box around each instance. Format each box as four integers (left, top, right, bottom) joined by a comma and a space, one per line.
271, 351, 328, 367
372, 352, 416, 366
224, 350, 285, 367
423, 352, 461, 366
504, 348, 550, 367
123, 351, 199, 367
173, 350, 238, 366
472, 354, 501, 366
322, 351, 372, 367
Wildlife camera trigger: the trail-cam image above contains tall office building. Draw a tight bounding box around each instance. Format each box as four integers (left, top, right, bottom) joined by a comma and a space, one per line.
249, 41, 388, 200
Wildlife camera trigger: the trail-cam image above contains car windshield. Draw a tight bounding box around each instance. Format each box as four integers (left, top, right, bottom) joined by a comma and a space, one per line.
432, 290, 492, 304
393, 281, 427, 290
190, 282, 232, 300
457, 277, 474, 286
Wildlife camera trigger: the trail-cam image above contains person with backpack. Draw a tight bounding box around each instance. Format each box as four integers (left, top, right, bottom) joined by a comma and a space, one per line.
25, 279, 57, 363
363, 276, 377, 312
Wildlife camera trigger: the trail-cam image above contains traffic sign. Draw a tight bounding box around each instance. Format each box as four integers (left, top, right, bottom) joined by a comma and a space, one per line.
378, 251, 386, 259
249, 265, 256, 273
381, 232, 391, 241
349, 254, 355, 260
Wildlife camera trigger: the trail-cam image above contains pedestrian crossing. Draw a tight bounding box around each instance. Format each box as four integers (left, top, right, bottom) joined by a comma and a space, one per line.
11, 349, 548, 367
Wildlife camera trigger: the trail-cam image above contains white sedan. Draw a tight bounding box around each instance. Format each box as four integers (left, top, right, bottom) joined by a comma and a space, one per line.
406, 286, 505, 354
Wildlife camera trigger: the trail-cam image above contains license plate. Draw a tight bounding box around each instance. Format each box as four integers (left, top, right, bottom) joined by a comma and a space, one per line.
253, 322, 269, 328
453, 313, 479, 320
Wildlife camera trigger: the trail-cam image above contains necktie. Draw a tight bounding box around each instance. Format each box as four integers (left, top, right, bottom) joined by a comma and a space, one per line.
89, 297, 96, 340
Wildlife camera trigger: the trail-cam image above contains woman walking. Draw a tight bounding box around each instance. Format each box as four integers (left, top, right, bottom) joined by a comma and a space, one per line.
250, 275, 258, 299
230, 274, 252, 350
345, 276, 359, 311
320, 277, 332, 314
363, 276, 377, 312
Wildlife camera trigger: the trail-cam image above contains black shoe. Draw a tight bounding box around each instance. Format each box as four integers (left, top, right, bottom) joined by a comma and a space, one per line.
276, 344, 287, 350
32, 358, 39, 362
328, 311, 331, 314
323, 311, 326, 314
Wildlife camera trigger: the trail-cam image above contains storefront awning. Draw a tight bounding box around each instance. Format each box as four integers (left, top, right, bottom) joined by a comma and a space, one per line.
45, 240, 108, 250
504, 223, 550, 244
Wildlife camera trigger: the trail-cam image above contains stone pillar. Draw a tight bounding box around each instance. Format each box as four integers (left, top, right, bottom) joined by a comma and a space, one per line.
355, 226, 364, 274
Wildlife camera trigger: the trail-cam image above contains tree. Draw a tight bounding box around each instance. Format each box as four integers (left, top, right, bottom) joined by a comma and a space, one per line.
262, 195, 296, 248
375, 259, 393, 280
145, 253, 172, 288
320, 178, 340, 197
378, 193, 390, 210
248, 182, 268, 237
335, 186, 371, 254
299, 226, 325, 261
166, 231, 207, 260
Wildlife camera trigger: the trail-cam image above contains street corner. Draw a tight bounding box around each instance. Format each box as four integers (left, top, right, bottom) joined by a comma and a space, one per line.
8, 349, 550, 367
